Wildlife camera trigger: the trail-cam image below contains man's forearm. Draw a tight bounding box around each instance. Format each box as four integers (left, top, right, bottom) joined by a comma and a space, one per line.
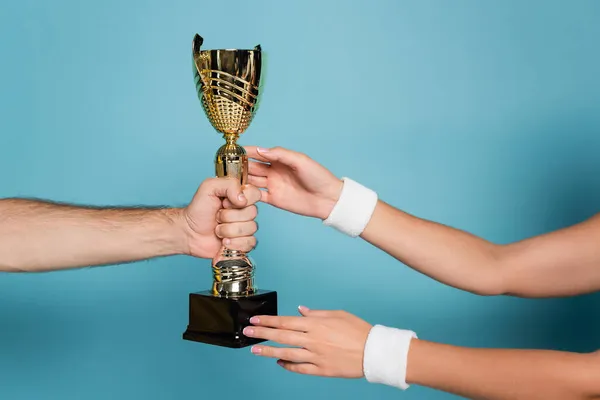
407, 339, 600, 400
0, 199, 188, 272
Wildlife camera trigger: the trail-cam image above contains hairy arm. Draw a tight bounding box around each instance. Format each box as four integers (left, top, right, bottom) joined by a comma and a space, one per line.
361, 201, 600, 297
0, 198, 187, 272
407, 339, 600, 400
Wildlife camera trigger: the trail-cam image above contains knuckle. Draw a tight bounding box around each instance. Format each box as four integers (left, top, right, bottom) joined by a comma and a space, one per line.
253, 327, 268, 338
269, 329, 283, 341
283, 331, 300, 343
260, 346, 273, 357
205, 177, 219, 186
281, 348, 296, 360
305, 338, 320, 351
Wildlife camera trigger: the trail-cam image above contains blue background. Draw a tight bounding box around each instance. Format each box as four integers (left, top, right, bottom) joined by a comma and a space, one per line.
1, 0, 600, 399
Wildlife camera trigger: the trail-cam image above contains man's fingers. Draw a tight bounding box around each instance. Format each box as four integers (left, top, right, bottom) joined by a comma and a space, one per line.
215, 221, 257, 239
249, 315, 310, 332
248, 175, 267, 188
223, 189, 272, 208
243, 326, 308, 347
203, 177, 261, 210
223, 236, 257, 252
248, 160, 270, 177
205, 178, 247, 207
222, 189, 271, 208
222, 198, 233, 209
277, 361, 320, 376
218, 205, 257, 223
250, 345, 314, 363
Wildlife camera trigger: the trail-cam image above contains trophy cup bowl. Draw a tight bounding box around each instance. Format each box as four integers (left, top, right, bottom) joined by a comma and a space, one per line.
182, 34, 278, 348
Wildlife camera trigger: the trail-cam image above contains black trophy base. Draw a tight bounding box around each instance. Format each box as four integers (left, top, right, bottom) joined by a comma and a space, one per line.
182, 289, 278, 348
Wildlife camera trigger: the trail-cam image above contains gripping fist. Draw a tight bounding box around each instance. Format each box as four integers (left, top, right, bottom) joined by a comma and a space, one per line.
182, 177, 261, 258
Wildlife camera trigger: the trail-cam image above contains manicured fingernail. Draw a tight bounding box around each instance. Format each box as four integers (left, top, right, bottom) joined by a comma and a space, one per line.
223, 238, 231, 245
277, 360, 284, 366
243, 327, 254, 336
251, 346, 261, 354
238, 193, 246, 202
249, 316, 260, 324
298, 305, 309, 313
257, 147, 270, 153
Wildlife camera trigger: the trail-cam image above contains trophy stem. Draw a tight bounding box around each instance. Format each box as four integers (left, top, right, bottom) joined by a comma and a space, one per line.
212, 133, 255, 298
225, 133, 237, 144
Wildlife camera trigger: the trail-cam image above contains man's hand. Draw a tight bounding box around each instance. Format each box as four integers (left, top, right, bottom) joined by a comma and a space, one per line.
0, 177, 262, 272
242, 306, 372, 378
244, 146, 343, 220
183, 177, 261, 259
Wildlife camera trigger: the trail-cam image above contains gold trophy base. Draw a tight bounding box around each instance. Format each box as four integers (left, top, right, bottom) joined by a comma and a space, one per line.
182, 289, 278, 348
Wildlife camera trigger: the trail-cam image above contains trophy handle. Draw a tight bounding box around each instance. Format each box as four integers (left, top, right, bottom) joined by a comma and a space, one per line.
193, 34, 204, 52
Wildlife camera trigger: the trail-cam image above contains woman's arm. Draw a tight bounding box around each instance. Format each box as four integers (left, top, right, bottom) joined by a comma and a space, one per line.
245, 146, 600, 298
407, 338, 600, 400
361, 200, 600, 297
244, 309, 600, 400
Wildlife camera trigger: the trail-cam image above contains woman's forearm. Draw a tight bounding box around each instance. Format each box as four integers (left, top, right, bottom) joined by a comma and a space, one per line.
360, 200, 504, 295
0, 198, 187, 272
407, 339, 600, 400
360, 200, 600, 298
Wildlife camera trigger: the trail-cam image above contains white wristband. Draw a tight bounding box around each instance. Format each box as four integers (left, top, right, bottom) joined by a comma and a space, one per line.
323, 177, 378, 237
363, 325, 417, 390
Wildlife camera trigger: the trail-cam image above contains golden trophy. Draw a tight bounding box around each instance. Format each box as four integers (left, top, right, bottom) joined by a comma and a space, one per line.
182, 34, 278, 348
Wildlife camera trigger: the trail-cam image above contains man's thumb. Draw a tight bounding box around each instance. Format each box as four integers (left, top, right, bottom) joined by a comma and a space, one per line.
209, 178, 247, 207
